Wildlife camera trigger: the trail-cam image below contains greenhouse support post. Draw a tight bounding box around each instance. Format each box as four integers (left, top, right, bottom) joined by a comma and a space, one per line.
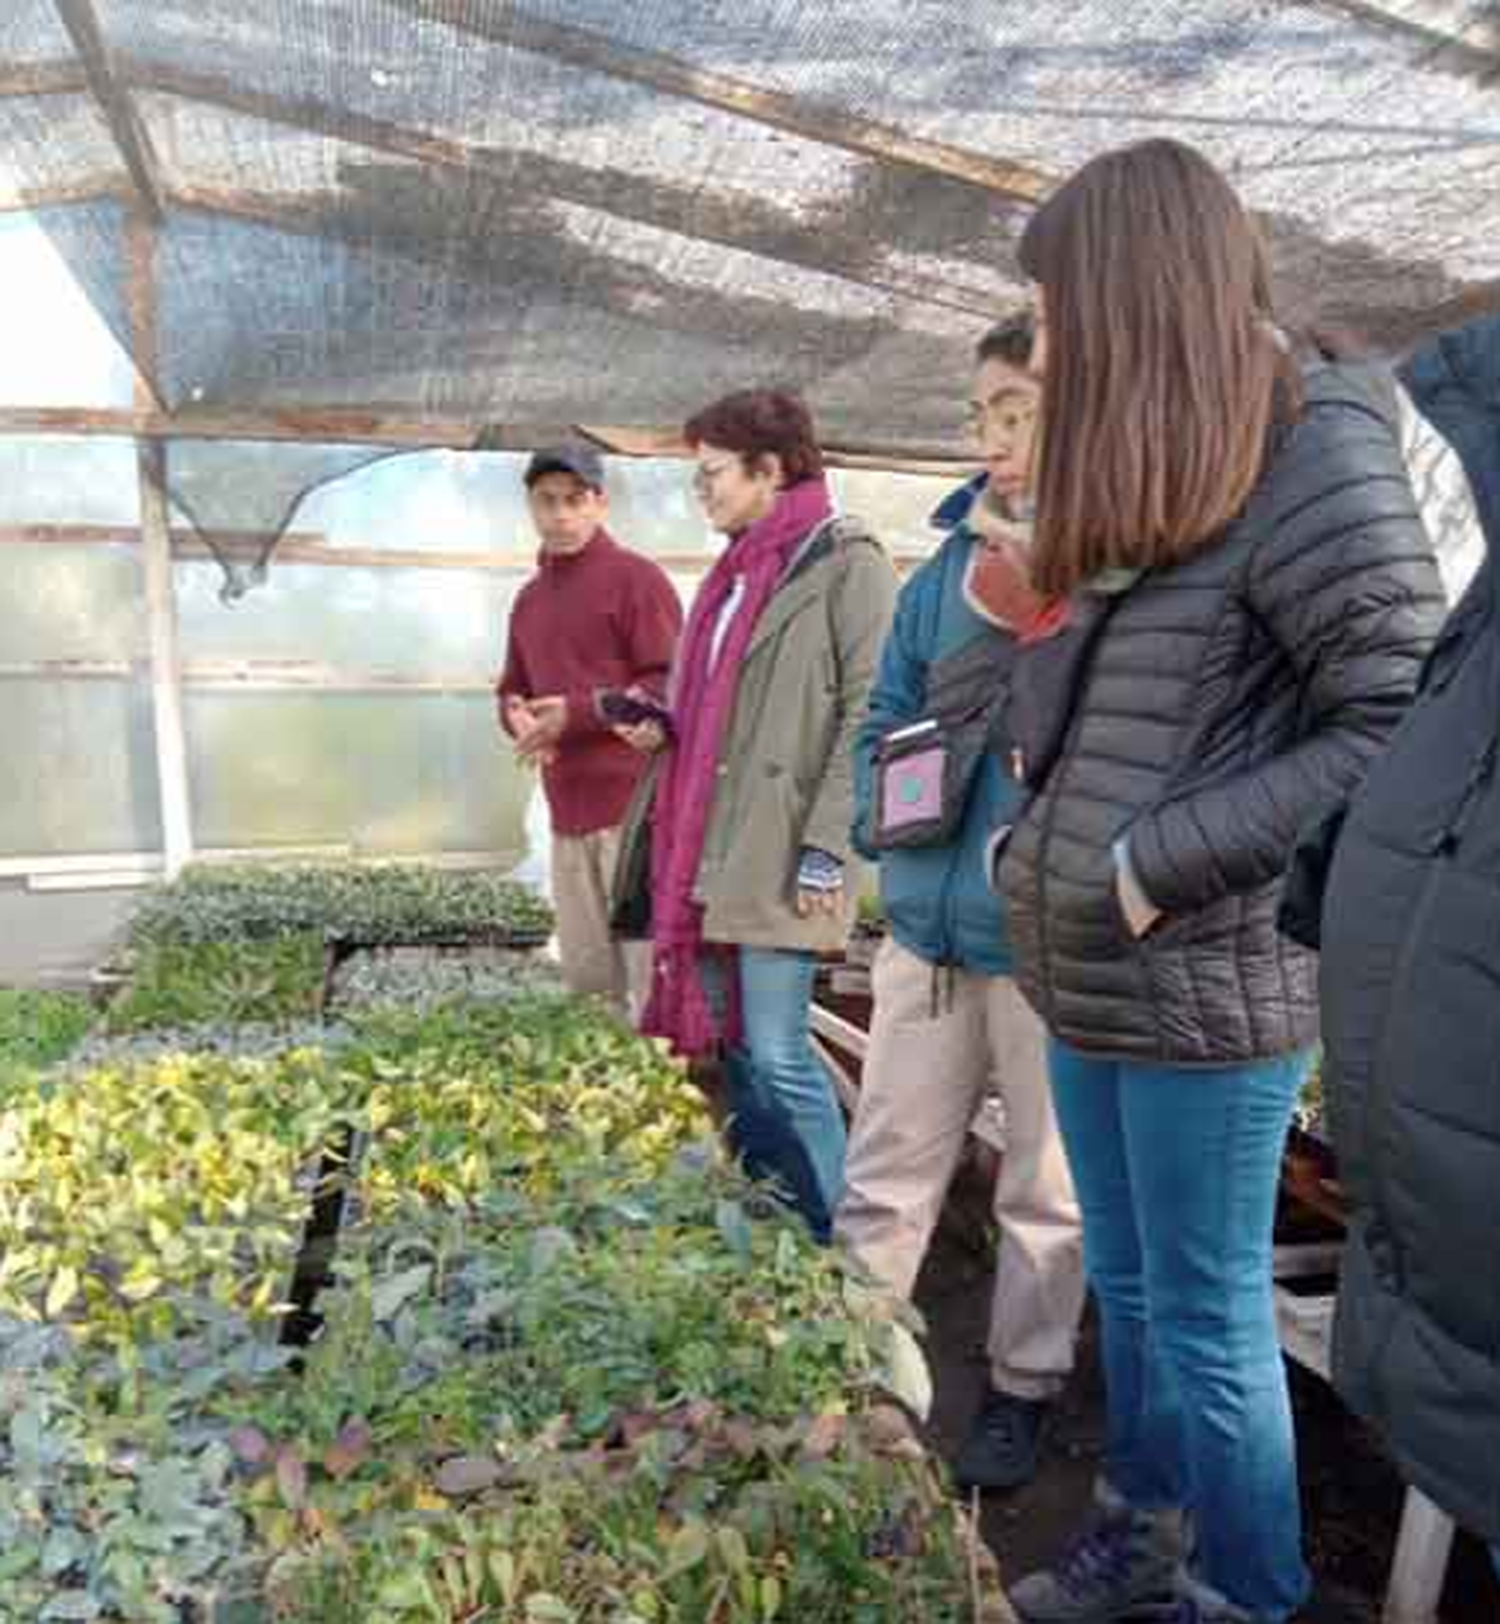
127, 203, 194, 878
138, 437, 194, 879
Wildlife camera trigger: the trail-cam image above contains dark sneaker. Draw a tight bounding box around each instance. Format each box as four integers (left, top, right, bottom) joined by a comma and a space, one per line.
1123, 1577, 1260, 1624
1009, 1482, 1188, 1624
954, 1386, 1051, 1491
1124, 1604, 1241, 1624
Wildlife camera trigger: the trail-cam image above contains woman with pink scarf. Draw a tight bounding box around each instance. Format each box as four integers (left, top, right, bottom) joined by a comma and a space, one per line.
616, 390, 897, 1242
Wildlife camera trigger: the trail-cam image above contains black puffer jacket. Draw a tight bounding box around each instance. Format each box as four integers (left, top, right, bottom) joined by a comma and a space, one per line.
1000, 362, 1446, 1064
1319, 313, 1500, 1543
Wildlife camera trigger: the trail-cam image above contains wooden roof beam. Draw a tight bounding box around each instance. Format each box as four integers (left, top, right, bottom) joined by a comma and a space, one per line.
0, 403, 506, 449
53, 0, 165, 220
0, 174, 129, 213
390, 0, 1052, 204
0, 403, 970, 472
0, 59, 88, 97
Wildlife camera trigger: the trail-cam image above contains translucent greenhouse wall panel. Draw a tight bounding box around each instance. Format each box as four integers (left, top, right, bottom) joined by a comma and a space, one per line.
175, 560, 505, 681
0, 437, 153, 863
0, 218, 139, 409
288, 454, 958, 573
0, 438, 140, 526
833, 468, 960, 554
0, 543, 146, 664
290, 450, 711, 558
291, 452, 526, 553
183, 691, 532, 857
605, 460, 714, 558
0, 679, 163, 855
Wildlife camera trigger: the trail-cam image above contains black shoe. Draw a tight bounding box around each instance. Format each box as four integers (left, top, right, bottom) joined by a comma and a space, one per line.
954, 1385, 1051, 1491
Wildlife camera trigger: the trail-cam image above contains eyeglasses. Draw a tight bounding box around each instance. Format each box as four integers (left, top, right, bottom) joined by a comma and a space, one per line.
966, 399, 1038, 441
692, 458, 739, 493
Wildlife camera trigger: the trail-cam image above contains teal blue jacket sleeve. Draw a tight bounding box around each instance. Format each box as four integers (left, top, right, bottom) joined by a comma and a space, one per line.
851, 561, 936, 861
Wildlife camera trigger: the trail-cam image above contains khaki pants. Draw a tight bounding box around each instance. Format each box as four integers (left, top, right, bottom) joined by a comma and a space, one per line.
835, 936, 1085, 1398
551, 827, 652, 1021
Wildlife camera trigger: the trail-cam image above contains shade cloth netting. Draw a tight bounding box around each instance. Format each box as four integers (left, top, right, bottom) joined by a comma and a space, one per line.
2, 0, 1498, 588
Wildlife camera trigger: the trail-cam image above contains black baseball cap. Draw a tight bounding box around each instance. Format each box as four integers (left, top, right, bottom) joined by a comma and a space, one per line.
523, 442, 606, 491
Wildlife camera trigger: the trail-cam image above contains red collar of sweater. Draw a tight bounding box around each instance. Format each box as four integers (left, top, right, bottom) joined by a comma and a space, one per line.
536, 526, 616, 572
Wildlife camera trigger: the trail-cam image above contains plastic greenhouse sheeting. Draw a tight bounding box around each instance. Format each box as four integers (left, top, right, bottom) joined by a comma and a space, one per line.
2, 0, 1499, 582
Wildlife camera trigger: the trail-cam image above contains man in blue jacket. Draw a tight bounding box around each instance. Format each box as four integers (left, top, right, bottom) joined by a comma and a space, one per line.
837, 314, 1084, 1491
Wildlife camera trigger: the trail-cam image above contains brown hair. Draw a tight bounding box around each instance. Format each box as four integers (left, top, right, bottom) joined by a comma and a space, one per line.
1018, 139, 1299, 598
683, 389, 825, 485
976, 310, 1036, 370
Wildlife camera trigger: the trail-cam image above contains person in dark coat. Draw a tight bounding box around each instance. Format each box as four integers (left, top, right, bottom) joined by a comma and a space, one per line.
997, 140, 1446, 1624
1310, 310, 1499, 1560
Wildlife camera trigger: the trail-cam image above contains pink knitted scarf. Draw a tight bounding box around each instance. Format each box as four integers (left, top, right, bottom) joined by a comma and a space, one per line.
641, 476, 834, 1057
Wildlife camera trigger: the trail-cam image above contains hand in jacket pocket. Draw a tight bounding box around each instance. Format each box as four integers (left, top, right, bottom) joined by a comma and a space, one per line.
1113, 835, 1165, 939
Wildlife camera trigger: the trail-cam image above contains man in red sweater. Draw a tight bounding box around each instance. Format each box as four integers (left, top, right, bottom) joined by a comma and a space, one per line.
497, 445, 682, 1015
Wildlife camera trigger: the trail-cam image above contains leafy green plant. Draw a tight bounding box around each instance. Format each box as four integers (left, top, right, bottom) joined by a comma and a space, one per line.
267, 1434, 1003, 1623
105, 935, 327, 1033
0, 988, 93, 1071
0, 987, 981, 1620
0, 1049, 348, 1354
0, 1298, 297, 1624
231, 1168, 967, 1623
283, 1177, 924, 1447
1295, 1051, 1325, 1137
339, 998, 708, 1217
0, 1363, 262, 1624
328, 944, 564, 1016
130, 862, 554, 950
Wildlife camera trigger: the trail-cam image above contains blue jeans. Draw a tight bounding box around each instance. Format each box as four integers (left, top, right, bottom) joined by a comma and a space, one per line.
1049, 1041, 1312, 1621
703, 948, 846, 1242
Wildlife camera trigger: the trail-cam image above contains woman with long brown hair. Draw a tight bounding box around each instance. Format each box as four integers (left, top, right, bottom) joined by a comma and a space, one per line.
996, 140, 1445, 1624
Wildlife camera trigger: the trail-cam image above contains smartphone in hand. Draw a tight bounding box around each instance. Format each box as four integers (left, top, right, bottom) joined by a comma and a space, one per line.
598, 689, 672, 731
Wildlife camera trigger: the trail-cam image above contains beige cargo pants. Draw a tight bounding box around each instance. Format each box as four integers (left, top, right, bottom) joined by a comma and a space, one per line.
835, 936, 1085, 1398
551, 827, 652, 1022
